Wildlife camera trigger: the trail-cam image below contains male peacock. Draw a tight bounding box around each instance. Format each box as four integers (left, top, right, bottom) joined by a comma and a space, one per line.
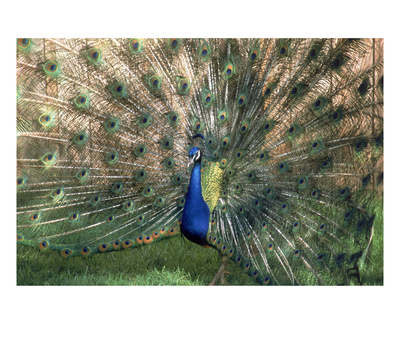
17, 38, 383, 285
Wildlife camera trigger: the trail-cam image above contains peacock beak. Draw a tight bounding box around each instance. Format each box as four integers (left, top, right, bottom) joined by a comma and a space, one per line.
188, 155, 196, 168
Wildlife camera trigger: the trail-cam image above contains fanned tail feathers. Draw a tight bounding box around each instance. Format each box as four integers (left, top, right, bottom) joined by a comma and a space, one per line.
17, 38, 383, 285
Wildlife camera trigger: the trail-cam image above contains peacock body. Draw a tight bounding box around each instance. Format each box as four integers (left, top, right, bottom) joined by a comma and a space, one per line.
17, 38, 383, 285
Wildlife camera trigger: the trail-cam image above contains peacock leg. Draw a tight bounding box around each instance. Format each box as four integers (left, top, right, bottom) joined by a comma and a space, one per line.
209, 254, 230, 285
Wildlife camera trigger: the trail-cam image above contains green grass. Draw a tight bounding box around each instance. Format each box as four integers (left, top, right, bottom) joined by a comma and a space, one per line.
17, 236, 259, 286
17, 204, 383, 286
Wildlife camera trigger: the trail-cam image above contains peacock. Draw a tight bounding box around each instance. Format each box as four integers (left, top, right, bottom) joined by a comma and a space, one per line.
16, 38, 383, 285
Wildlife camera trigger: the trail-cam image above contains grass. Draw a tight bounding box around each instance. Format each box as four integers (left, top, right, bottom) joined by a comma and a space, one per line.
17, 236, 258, 286
17, 204, 383, 286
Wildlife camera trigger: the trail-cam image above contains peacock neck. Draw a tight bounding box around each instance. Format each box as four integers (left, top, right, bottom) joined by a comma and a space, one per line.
181, 160, 210, 246
187, 161, 203, 200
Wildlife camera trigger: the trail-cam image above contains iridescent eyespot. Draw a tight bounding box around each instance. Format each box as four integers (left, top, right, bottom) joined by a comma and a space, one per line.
108, 82, 126, 97
240, 121, 249, 134
262, 222, 268, 231
235, 150, 245, 160
170, 39, 179, 49
259, 150, 269, 162
221, 136, 230, 148
235, 184, 243, 194
99, 243, 109, 252
17, 176, 26, 188
311, 189, 320, 199
51, 187, 64, 199
122, 240, 133, 249
293, 221, 301, 232
105, 118, 120, 133
163, 157, 175, 169
319, 223, 327, 233
106, 151, 119, 165
135, 169, 147, 182
111, 181, 124, 194
61, 249, 73, 258
74, 94, 89, 108
106, 215, 115, 223
39, 113, 55, 128
172, 174, 183, 185
278, 161, 288, 172
281, 203, 289, 213
237, 94, 246, 108
73, 131, 89, 146
129, 39, 142, 53
332, 54, 344, 69
149, 76, 162, 90
81, 247, 90, 256
223, 63, 234, 79
235, 256, 242, 265
18, 38, 31, 48
193, 120, 202, 132
226, 167, 235, 177
116, 85, 123, 93
247, 170, 256, 181
199, 42, 211, 60
202, 91, 213, 107
168, 112, 179, 125
44, 61, 59, 75
249, 49, 258, 61
39, 240, 49, 250
123, 200, 134, 212
69, 212, 79, 222
339, 187, 350, 200
362, 174, 371, 187
90, 195, 101, 206
178, 197, 186, 207
88, 48, 102, 63
160, 137, 173, 150
41, 152, 56, 166
177, 78, 190, 94
143, 187, 154, 196
263, 83, 277, 98
220, 159, 228, 168
144, 235, 154, 244
218, 110, 228, 123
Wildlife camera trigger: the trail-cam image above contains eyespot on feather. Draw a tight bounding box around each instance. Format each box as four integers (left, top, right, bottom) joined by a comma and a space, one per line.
43, 61, 60, 77
61, 249, 73, 258
122, 240, 133, 249
39, 240, 49, 250
99, 243, 109, 252
129, 39, 143, 53
73, 94, 90, 109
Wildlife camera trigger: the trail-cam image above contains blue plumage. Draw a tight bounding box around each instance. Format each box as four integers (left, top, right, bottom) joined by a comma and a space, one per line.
181, 147, 210, 246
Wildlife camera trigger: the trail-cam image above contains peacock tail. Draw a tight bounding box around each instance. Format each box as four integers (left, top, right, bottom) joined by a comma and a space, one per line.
17, 38, 383, 285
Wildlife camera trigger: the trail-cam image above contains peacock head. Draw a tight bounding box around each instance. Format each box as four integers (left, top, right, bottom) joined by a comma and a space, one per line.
188, 147, 201, 167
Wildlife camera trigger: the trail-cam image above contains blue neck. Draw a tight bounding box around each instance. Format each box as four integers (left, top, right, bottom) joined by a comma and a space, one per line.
181, 161, 210, 246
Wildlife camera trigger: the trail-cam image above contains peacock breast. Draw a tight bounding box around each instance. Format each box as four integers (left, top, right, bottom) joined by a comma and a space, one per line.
201, 162, 224, 214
